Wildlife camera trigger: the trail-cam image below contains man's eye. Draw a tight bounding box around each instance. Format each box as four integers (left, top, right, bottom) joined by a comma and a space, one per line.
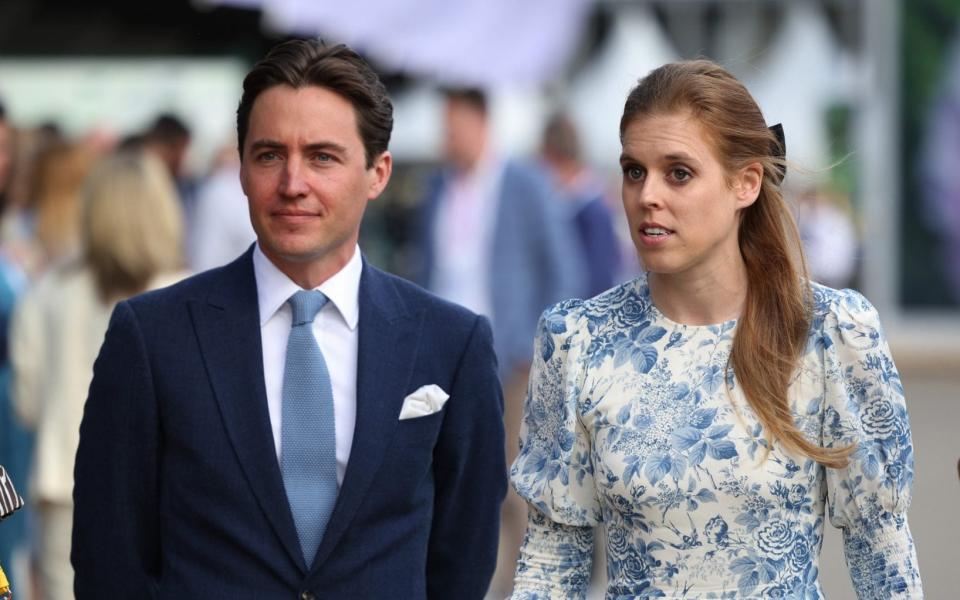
313, 153, 332, 162
624, 166, 644, 181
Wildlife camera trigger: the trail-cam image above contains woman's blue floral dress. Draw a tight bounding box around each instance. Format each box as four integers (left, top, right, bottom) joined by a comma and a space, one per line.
510, 277, 922, 599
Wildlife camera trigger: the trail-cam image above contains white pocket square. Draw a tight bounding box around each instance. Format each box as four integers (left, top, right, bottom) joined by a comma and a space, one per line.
399, 384, 449, 420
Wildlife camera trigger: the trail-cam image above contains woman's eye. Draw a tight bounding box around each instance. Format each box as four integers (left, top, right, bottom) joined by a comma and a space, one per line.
671, 168, 691, 182
625, 166, 644, 181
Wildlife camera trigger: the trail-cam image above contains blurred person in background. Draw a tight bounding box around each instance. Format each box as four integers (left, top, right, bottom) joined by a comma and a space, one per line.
510, 60, 922, 598
920, 32, 960, 302
142, 113, 197, 236
31, 141, 97, 269
0, 102, 11, 209
796, 186, 858, 289
11, 150, 185, 600
0, 100, 31, 598
541, 111, 621, 298
0, 123, 66, 275
189, 139, 256, 271
0, 463, 26, 600
143, 113, 191, 183
415, 87, 581, 598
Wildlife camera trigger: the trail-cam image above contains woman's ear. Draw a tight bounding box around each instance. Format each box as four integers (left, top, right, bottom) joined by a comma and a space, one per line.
734, 161, 763, 209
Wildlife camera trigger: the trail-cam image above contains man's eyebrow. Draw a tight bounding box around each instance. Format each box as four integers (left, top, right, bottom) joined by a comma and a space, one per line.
303, 141, 348, 154
247, 139, 349, 155
248, 139, 284, 150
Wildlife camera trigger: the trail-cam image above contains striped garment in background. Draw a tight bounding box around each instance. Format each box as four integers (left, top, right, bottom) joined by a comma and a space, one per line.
0, 465, 23, 520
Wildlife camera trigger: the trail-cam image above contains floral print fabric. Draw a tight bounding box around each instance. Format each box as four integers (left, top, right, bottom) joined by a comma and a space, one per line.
510, 277, 922, 599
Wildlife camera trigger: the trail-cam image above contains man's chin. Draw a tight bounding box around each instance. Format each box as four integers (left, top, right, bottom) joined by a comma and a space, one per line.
260, 239, 354, 267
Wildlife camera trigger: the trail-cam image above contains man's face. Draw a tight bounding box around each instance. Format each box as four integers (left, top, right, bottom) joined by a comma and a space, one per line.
240, 85, 391, 283
0, 120, 12, 194
442, 98, 487, 171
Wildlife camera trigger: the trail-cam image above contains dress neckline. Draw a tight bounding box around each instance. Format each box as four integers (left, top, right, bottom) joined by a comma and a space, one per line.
637, 278, 740, 331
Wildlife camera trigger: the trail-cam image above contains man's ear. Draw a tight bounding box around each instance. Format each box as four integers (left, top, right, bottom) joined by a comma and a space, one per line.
734, 161, 763, 209
367, 151, 393, 201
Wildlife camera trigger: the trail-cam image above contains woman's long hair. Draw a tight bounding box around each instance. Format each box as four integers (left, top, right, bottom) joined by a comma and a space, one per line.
32, 141, 96, 263
620, 60, 851, 468
81, 151, 184, 302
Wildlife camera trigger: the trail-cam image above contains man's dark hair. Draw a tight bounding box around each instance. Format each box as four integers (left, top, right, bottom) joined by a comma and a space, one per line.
237, 39, 393, 168
442, 87, 488, 116
146, 113, 191, 144
541, 111, 580, 162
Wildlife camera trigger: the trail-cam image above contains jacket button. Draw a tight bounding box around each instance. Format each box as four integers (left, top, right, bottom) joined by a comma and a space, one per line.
300, 592, 315, 600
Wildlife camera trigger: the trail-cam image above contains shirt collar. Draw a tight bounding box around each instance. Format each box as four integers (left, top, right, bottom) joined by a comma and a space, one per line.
253, 243, 362, 330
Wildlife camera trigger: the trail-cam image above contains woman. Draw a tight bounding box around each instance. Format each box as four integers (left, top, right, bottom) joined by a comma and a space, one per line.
30, 140, 96, 268
510, 61, 922, 598
11, 151, 185, 600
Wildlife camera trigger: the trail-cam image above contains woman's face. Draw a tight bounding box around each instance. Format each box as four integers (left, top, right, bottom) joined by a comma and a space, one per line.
619, 110, 760, 283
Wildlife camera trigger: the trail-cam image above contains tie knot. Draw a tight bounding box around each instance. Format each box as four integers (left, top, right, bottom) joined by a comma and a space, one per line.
288, 290, 328, 325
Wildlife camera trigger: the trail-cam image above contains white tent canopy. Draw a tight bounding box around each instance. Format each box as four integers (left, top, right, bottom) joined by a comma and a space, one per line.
197, 0, 591, 86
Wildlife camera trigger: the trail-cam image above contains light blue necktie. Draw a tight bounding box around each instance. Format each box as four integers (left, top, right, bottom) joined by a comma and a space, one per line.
281, 289, 338, 567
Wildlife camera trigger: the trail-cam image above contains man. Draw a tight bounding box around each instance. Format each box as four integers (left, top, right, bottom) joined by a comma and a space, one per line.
142, 113, 191, 182
72, 40, 506, 599
142, 113, 198, 243
540, 110, 622, 298
415, 88, 581, 597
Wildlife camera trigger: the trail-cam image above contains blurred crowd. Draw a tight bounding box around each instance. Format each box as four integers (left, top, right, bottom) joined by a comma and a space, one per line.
0, 100, 192, 600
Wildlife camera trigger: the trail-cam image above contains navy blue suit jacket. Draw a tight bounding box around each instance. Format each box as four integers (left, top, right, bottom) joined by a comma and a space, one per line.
72, 248, 507, 599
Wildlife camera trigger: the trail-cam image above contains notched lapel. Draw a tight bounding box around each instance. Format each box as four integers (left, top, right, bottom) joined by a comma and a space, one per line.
309, 266, 423, 571
188, 253, 305, 571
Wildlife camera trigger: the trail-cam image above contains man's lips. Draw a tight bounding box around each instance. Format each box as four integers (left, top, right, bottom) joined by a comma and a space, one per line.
272, 210, 320, 221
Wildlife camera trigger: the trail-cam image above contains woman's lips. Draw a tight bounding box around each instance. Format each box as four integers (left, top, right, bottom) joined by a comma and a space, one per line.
638, 223, 674, 246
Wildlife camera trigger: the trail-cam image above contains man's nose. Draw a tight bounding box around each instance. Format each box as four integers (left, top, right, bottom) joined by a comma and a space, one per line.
279, 160, 309, 197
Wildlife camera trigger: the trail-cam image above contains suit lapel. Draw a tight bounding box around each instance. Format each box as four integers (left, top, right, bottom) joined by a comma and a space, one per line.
309, 263, 423, 570
188, 249, 305, 570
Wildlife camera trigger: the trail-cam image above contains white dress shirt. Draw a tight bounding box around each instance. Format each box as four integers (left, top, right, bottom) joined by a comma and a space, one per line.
253, 244, 360, 486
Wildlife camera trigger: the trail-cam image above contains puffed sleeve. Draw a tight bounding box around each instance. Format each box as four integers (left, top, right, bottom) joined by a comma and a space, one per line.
510, 301, 599, 599
821, 289, 923, 598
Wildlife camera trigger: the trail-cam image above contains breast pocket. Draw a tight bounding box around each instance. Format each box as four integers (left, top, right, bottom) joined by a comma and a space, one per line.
393, 408, 445, 451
